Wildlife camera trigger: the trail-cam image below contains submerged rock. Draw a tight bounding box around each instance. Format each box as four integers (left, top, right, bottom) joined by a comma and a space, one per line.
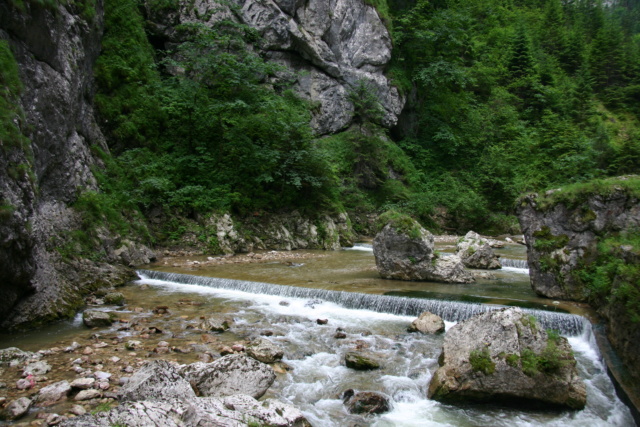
343, 390, 391, 415
373, 216, 474, 283
181, 354, 276, 399
428, 307, 586, 410
0, 347, 40, 366
198, 317, 230, 332
103, 292, 126, 306
246, 337, 285, 364
82, 310, 114, 328
344, 351, 381, 371
456, 231, 502, 270
408, 312, 445, 334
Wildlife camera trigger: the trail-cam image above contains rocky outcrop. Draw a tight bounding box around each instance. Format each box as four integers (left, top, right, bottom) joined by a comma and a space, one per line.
161, 211, 355, 254
517, 179, 640, 386
408, 311, 445, 334
456, 231, 501, 270
517, 185, 640, 301
143, 0, 404, 135
428, 308, 586, 410
61, 359, 309, 427
373, 218, 474, 283
0, 2, 155, 331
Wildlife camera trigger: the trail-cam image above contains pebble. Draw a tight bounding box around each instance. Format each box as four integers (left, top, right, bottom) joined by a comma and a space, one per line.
74, 389, 102, 401
82, 347, 93, 355
69, 405, 86, 416
70, 378, 95, 390
109, 356, 121, 364
93, 342, 109, 348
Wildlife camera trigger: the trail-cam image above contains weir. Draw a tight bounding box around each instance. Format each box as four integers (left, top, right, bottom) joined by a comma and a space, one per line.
501, 258, 529, 269
137, 270, 586, 336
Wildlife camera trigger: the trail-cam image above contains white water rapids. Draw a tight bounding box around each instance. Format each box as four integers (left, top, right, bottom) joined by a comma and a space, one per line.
136, 272, 634, 426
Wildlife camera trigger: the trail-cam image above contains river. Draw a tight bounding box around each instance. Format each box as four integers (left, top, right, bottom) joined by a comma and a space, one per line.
0, 242, 634, 425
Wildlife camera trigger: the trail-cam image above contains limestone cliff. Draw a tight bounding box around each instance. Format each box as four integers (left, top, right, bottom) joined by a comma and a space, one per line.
517, 177, 640, 383
143, 0, 404, 135
0, 0, 152, 330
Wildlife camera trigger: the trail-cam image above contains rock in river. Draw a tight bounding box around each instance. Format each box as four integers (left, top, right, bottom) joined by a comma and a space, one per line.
408, 311, 445, 334
373, 214, 474, 283
428, 307, 586, 410
456, 231, 502, 270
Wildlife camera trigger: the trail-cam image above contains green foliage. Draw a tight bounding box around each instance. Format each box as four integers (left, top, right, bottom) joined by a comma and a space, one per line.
505, 353, 520, 368
388, 0, 640, 232
532, 226, 569, 252
376, 210, 423, 239
576, 228, 640, 322
469, 347, 495, 375
93, 0, 341, 218
0, 40, 30, 154
520, 331, 571, 377
531, 176, 640, 210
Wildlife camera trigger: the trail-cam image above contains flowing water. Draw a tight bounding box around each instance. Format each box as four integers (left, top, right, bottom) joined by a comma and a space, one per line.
133, 271, 633, 426
0, 242, 634, 425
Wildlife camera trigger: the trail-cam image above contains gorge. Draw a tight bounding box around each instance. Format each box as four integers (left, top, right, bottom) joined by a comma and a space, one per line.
1, 0, 640, 424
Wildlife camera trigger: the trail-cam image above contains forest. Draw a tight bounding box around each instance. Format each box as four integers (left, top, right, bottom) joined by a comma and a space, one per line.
90, 0, 640, 237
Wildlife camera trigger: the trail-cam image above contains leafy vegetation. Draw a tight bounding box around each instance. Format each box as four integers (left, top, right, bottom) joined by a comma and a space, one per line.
0, 40, 30, 154
84, 0, 640, 238
576, 228, 640, 321
469, 347, 495, 375
386, 0, 640, 231
376, 210, 424, 239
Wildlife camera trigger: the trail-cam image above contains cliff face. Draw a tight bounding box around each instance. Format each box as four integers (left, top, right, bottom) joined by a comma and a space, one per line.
0, 1, 145, 329
517, 179, 640, 382
144, 0, 404, 134
0, 0, 396, 329
517, 186, 640, 301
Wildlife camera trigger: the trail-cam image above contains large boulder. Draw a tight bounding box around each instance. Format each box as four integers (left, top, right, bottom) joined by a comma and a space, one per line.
456, 231, 501, 270
373, 214, 474, 283
180, 354, 276, 399
60, 396, 311, 427
427, 307, 586, 410
120, 360, 196, 402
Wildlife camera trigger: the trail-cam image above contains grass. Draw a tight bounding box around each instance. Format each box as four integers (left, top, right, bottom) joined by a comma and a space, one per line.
376, 209, 424, 239
523, 175, 640, 211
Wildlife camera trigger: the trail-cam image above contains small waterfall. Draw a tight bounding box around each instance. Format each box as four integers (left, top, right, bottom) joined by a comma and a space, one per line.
501, 258, 529, 269
137, 270, 585, 336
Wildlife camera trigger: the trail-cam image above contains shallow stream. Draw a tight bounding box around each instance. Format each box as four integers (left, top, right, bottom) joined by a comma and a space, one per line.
0, 242, 634, 425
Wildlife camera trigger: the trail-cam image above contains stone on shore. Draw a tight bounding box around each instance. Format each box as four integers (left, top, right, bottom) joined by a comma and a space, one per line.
1, 397, 32, 420
181, 354, 275, 399
37, 381, 72, 405
120, 360, 196, 402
